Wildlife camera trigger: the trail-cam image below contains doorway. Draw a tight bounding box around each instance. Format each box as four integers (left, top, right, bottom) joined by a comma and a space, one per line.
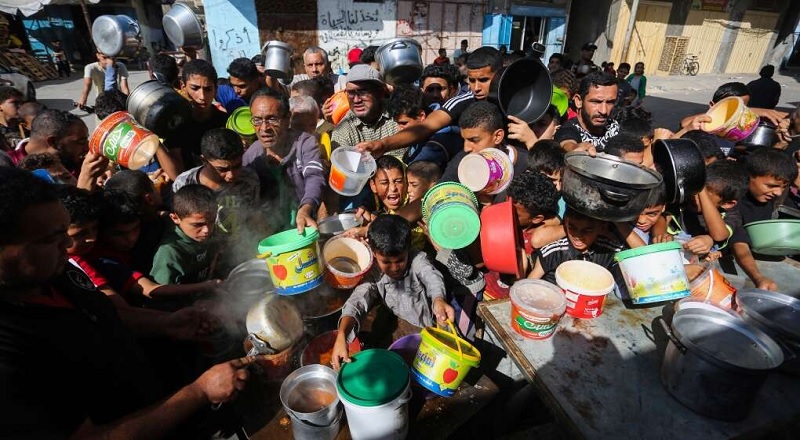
510, 16, 544, 52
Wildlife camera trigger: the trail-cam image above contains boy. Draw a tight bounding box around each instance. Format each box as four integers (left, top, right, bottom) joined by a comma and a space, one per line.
632, 183, 669, 244
18, 152, 77, 185
729, 148, 797, 290
17, 101, 46, 139
529, 208, 624, 284
603, 133, 645, 165
331, 215, 454, 370
369, 155, 407, 213
406, 160, 441, 204
681, 130, 725, 164
665, 160, 748, 261
151, 185, 219, 286
174, 128, 261, 267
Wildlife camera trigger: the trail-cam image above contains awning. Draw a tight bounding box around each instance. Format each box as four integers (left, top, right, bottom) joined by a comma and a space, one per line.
0, 0, 100, 17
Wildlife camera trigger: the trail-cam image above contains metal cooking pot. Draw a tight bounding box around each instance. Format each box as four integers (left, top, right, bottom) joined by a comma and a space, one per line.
224, 259, 275, 297
262, 41, 293, 80
652, 138, 706, 204
376, 38, 423, 85
162, 2, 205, 49
92, 15, 142, 58
317, 213, 363, 239
739, 119, 777, 149
280, 364, 341, 427
127, 80, 192, 137
288, 283, 350, 320
245, 295, 305, 353
561, 152, 663, 222
488, 57, 553, 124
737, 288, 800, 375
660, 308, 784, 421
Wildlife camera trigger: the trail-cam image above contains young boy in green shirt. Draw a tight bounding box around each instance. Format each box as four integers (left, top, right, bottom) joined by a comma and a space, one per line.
151, 185, 219, 286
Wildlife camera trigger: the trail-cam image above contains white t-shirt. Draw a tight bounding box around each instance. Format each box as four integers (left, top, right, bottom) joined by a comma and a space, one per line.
83, 62, 129, 97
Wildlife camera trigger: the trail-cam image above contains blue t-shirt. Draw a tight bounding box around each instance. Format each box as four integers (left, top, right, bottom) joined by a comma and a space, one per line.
216, 84, 247, 113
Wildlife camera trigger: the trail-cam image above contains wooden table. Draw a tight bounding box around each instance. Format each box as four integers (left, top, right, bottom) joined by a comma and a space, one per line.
478, 274, 800, 439
249, 374, 498, 439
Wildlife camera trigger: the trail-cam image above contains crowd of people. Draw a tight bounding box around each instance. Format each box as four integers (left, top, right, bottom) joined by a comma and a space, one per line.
0, 39, 797, 438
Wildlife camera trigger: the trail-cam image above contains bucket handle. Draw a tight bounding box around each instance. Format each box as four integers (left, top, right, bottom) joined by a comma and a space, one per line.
656, 316, 687, 354
445, 320, 464, 360
257, 251, 273, 259
397, 387, 412, 406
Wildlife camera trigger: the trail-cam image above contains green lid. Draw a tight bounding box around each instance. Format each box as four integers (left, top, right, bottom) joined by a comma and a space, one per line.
337, 349, 409, 407
257, 227, 319, 256
428, 203, 481, 250
614, 241, 682, 262
226, 107, 256, 136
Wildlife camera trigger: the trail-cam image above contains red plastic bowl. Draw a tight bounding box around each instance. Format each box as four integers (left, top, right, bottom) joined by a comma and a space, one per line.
301, 330, 361, 366
480, 198, 522, 277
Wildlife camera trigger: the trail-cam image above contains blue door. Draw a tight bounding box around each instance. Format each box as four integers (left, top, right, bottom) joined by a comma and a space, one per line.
544, 16, 566, 62
482, 14, 512, 50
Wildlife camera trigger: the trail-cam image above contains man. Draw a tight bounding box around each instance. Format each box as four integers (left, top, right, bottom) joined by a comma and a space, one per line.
555, 71, 620, 151
77, 51, 129, 108
358, 46, 502, 157
332, 64, 399, 153
0, 167, 255, 439
0, 86, 23, 148
616, 62, 633, 106
571, 42, 598, 77
292, 47, 347, 91
420, 64, 459, 106
747, 65, 781, 109
548, 53, 565, 72
6, 109, 90, 174
164, 59, 228, 171
244, 88, 324, 233
454, 39, 469, 60
217, 57, 263, 113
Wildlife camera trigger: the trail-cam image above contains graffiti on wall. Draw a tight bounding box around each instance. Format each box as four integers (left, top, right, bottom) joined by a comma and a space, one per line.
317, 0, 397, 73
204, 0, 262, 77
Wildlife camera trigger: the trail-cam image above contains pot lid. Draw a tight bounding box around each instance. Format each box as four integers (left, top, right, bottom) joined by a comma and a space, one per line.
565, 152, 662, 189
672, 308, 784, 370
736, 288, 800, 341
337, 349, 409, 407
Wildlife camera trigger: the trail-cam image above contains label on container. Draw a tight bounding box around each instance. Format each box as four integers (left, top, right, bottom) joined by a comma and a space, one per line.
511, 302, 560, 339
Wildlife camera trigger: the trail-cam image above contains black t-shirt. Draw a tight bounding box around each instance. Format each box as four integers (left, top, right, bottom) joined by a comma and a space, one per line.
441, 92, 476, 126
746, 77, 781, 109
554, 118, 620, 151
536, 236, 624, 285
730, 193, 775, 245
164, 107, 228, 169
0, 263, 161, 438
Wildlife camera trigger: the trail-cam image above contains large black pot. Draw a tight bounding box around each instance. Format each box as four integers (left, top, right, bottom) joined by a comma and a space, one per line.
127, 80, 192, 137
562, 152, 663, 222
652, 138, 706, 205
488, 57, 552, 124
739, 119, 777, 149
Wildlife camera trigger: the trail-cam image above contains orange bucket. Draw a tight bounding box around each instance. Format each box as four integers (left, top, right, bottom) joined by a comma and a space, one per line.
328, 91, 350, 125
89, 111, 159, 169
688, 266, 737, 310
321, 236, 373, 289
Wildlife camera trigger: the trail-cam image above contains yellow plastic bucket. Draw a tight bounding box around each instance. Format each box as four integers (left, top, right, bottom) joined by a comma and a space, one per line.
257, 228, 322, 295
411, 322, 480, 397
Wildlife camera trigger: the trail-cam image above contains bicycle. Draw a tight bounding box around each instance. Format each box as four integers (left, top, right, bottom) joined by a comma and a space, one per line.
682, 54, 699, 76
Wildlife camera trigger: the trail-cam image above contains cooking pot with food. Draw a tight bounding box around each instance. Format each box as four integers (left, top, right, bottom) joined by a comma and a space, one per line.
561, 152, 663, 222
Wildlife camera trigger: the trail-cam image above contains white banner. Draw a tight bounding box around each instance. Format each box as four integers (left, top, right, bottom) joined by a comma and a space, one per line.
203, 0, 261, 78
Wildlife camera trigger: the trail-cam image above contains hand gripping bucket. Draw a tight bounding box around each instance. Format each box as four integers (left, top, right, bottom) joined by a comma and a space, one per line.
422, 182, 481, 250
329, 146, 377, 196
704, 96, 758, 142
614, 242, 691, 304
257, 227, 322, 295
457, 147, 514, 195
321, 236, 373, 289
555, 260, 615, 319
89, 111, 159, 169
412, 322, 480, 397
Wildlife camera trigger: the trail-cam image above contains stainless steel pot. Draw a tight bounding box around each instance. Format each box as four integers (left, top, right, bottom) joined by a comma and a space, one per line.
245, 295, 304, 353
288, 282, 350, 320
127, 80, 192, 137
652, 138, 706, 204
376, 38, 423, 85
561, 151, 663, 222
739, 119, 777, 149
736, 288, 800, 375
280, 364, 341, 428
92, 15, 142, 58
317, 213, 363, 239
262, 41, 293, 80
660, 308, 784, 421
162, 2, 205, 49
224, 259, 275, 298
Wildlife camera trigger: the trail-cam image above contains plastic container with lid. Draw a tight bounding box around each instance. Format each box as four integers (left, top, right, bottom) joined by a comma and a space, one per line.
337, 349, 411, 439
510, 279, 567, 339
615, 242, 691, 304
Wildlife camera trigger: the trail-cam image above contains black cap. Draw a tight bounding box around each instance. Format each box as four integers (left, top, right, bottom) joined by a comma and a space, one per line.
582, 42, 598, 51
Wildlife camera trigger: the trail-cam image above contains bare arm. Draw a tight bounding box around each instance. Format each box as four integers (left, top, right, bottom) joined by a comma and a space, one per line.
697, 189, 729, 242
527, 257, 545, 279
132, 277, 219, 300
78, 77, 92, 107
154, 144, 180, 181
357, 109, 452, 156
331, 315, 357, 371
615, 222, 647, 248
120, 78, 130, 95
732, 242, 777, 291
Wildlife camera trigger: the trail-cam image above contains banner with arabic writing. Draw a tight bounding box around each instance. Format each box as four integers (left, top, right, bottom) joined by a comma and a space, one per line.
204, 0, 262, 78
318, 0, 398, 74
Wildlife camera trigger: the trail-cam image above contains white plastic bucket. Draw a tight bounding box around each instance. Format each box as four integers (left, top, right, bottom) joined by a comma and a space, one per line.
615, 242, 691, 304
329, 146, 377, 196
555, 260, 615, 319
340, 382, 411, 439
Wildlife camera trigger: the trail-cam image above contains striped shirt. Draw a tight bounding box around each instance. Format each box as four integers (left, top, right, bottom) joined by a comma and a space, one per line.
441, 91, 475, 125
536, 236, 624, 285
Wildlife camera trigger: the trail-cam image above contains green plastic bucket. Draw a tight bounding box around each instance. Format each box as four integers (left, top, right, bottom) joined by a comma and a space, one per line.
257, 227, 322, 295
422, 182, 480, 250
226, 107, 256, 143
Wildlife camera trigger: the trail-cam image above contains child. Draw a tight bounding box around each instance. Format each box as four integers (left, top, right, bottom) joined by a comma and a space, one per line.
18, 152, 77, 185
369, 155, 407, 213
174, 128, 261, 268
632, 182, 669, 244
681, 130, 725, 164
17, 101, 45, 140
665, 160, 748, 262
728, 148, 797, 290
484, 171, 560, 300
406, 160, 441, 204
332, 215, 454, 370
151, 184, 219, 286
603, 133, 645, 165
626, 62, 647, 107
529, 207, 624, 284
612, 105, 654, 167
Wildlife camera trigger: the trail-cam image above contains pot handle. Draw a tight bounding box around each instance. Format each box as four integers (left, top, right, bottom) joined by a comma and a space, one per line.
656, 316, 687, 354
598, 188, 630, 205
390, 40, 409, 50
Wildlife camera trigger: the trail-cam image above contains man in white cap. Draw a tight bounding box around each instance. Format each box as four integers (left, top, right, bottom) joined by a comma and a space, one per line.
330, 64, 399, 157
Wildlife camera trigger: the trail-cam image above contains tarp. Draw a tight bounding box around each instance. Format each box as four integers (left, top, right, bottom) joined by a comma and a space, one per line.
0, 0, 99, 17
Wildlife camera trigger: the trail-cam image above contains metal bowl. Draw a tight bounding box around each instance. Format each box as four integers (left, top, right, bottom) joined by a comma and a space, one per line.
163, 2, 205, 49
92, 15, 142, 58
317, 213, 363, 238
224, 259, 275, 297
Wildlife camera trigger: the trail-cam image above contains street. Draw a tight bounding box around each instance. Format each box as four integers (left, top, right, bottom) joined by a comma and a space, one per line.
31, 67, 800, 134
